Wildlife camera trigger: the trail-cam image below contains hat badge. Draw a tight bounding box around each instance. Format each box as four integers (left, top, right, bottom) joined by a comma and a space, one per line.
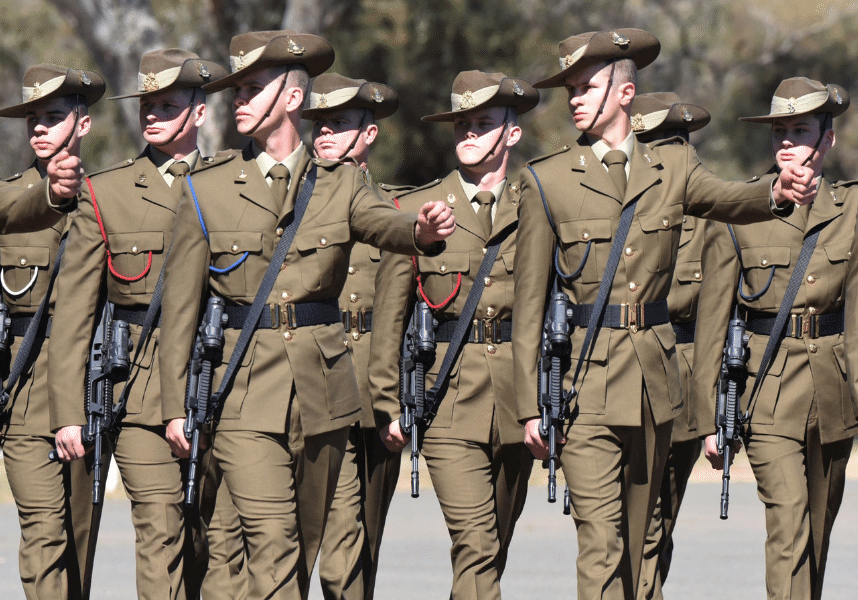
143, 72, 159, 92
237, 51, 245, 70
30, 82, 42, 101
611, 32, 630, 47
372, 87, 383, 103
459, 91, 476, 110
682, 107, 693, 122
287, 38, 305, 56
833, 88, 843, 104
317, 94, 328, 109
631, 113, 645, 132
561, 55, 576, 69
787, 97, 797, 113
198, 62, 211, 79
512, 81, 524, 96
80, 72, 91, 86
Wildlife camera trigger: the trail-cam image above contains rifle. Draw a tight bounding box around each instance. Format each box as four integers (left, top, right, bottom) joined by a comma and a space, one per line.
715, 305, 749, 520
183, 296, 227, 506
398, 301, 436, 498
537, 286, 574, 503
0, 302, 10, 354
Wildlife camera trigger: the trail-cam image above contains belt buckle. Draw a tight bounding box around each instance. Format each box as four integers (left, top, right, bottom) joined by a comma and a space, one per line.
268, 304, 280, 329
621, 303, 640, 333
282, 303, 298, 330
357, 309, 368, 334
471, 319, 483, 344
351, 310, 362, 334
790, 314, 802, 339
485, 320, 497, 344
341, 310, 350, 331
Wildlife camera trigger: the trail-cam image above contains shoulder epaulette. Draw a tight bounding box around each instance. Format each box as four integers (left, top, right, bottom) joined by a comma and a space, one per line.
87, 157, 140, 178
647, 136, 688, 148
310, 156, 342, 171
3, 172, 24, 183
831, 178, 858, 189
191, 152, 236, 174
391, 178, 442, 200
378, 182, 416, 193
526, 144, 572, 166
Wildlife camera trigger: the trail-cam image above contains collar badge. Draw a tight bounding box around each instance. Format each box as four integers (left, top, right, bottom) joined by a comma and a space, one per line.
579, 155, 586, 167
447, 193, 457, 205
238, 170, 247, 180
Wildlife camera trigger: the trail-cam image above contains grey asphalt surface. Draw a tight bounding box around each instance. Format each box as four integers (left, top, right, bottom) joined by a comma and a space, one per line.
0, 475, 856, 599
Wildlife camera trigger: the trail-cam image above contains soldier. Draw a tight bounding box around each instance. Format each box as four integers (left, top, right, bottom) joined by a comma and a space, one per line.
49, 49, 228, 600
512, 29, 814, 600
370, 70, 538, 600
629, 92, 711, 600
0, 63, 104, 600
157, 30, 454, 600
694, 77, 857, 600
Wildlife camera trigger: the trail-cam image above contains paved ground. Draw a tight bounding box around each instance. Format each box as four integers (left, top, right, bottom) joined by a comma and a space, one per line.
1, 452, 856, 599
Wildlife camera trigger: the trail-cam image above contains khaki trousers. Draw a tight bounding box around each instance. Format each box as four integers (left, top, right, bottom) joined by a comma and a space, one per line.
3, 434, 94, 600
560, 397, 672, 600
199, 463, 247, 600
421, 432, 532, 600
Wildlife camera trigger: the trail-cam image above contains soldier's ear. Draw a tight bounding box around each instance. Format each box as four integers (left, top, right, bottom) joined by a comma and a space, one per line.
505, 125, 522, 147
193, 102, 207, 128
363, 122, 379, 146
77, 114, 92, 138
617, 82, 635, 108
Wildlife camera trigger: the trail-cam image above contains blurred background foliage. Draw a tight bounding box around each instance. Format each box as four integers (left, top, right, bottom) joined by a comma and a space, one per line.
1, 0, 858, 185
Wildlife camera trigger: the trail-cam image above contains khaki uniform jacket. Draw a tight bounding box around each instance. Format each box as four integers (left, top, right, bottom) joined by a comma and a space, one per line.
1, 166, 69, 436
667, 215, 705, 442
48, 147, 187, 431
693, 177, 858, 444
158, 144, 427, 438
370, 170, 523, 445
513, 134, 778, 429
0, 175, 72, 235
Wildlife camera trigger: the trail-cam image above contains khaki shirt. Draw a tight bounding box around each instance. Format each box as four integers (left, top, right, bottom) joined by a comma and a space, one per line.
0, 172, 72, 235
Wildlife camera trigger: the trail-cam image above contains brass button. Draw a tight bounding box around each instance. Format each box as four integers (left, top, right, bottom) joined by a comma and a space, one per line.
487, 345, 497, 355
275, 227, 284, 236
482, 248, 487, 255
486, 306, 496, 317
231, 244, 239, 253
283, 331, 293, 341
484, 277, 493, 287
348, 266, 356, 275
629, 282, 638, 292
440, 265, 447, 273
27, 183, 33, 189
320, 237, 328, 247
809, 343, 818, 353
349, 293, 359, 303
662, 218, 669, 228
352, 331, 361, 341
694, 272, 702, 280
280, 262, 287, 272
582, 231, 590, 241
808, 307, 817, 315
131, 246, 139, 255
624, 247, 633, 256
761, 259, 768, 266
281, 291, 290, 300
682, 216, 687, 223
343, 339, 349, 348
806, 275, 815, 284
19, 257, 27, 266
447, 193, 456, 205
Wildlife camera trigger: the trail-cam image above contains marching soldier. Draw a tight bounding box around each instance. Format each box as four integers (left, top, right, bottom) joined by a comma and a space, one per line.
630, 92, 711, 600
157, 30, 454, 600
370, 70, 538, 600
513, 29, 814, 599
694, 77, 857, 600
49, 49, 227, 600
0, 63, 104, 600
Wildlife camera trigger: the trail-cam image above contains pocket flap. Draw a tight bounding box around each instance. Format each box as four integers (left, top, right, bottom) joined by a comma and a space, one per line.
209, 231, 263, 255
741, 246, 791, 269
107, 231, 164, 255
419, 251, 470, 275
638, 211, 679, 232
824, 240, 851, 263
296, 220, 350, 252
675, 260, 703, 283
0, 245, 50, 267
556, 218, 612, 243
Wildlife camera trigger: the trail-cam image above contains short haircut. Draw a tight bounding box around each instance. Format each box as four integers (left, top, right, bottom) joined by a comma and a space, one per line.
61, 94, 89, 115
611, 58, 637, 87
286, 65, 309, 95
506, 107, 519, 126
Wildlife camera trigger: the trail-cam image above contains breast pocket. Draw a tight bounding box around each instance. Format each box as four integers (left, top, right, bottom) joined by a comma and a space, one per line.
555, 218, 612, 283
739, 246, 790, 310
417, 252, 471, 305
638, 210, 682, 274
0, 245, 50, 306
106, 231, 164, 295
295, 220, 351, 293
209, 231, 264, 296
823, 240, 851, 304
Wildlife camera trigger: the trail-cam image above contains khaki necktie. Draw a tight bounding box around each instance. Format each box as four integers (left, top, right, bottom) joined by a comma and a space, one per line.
474, 191, 495, 238
167, 161, 190, 197
268, 164, 291, 211
602, 149, 628, 199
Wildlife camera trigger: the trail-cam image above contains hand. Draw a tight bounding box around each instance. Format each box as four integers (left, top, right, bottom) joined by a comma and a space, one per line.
47, 149, 84, 200
524, 418, 564, 461
415, 200, 456, 246
773, 163, 818, 206
703, 434, 741, 470
379, 419, 410, 453
166, 418, 193, 458
54, 425, 85, 462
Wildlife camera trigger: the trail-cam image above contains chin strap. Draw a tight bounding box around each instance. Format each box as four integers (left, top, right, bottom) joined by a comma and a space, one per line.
801, 113, 831, 168
471, 106, 510, 167
151, 87, 198, 149
245, 68, 291, 136
336, 109, 369, 161
582, 61, 616, 133
43, 95, 83, 161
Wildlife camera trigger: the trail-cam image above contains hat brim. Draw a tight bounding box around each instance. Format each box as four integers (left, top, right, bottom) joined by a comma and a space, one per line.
644, 103, 711, 134
302, 83, 399, 120
107, 59, 229, 100
739, 84, 850, 122
533, 29, 660, 89
203, 34, 335, 93
421, 78, 539, 122
0, 70, 106, 118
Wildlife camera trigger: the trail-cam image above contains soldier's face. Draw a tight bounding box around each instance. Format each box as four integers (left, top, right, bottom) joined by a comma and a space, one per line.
139, 89, 199, 146
232, 67, 292, 137
453, 107, 510, 167
26, 97, 84, 160
771, 115, 833, 173
312, 108, 377, 161
564, 62, 629, 135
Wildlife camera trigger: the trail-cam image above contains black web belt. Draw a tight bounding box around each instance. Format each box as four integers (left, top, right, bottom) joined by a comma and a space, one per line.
342, 309, 373, 334
223, 298, 340, 330
435, 318, 512, 343
114, 305, 162, 328
672, 321, 696, 344
570, 299, 670, 330
10, 314, 52, 338
745, 308, 844, 339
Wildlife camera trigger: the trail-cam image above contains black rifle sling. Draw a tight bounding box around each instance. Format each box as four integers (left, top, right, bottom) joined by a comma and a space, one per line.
423, 222, 515, 418
212, 164, 318, 408
1, 236, 66, 409
570, 197, 639, 392
745, 224, 822, 419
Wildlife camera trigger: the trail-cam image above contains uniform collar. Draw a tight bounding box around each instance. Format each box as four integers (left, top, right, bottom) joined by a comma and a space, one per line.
252, 140, 303, 188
